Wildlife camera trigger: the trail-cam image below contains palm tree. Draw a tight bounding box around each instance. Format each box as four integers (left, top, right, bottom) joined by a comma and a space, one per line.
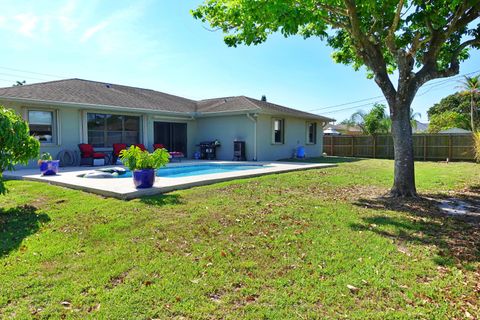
458, 75, 479, 131
410, 108, 421, 131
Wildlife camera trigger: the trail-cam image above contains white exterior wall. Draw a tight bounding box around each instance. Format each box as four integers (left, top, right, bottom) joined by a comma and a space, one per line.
256, 114, 324, 161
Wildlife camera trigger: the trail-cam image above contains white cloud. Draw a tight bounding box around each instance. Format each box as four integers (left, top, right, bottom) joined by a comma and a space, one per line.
15, 13, 38, 37
58, 0, 79, 32
80, 20, 109, 42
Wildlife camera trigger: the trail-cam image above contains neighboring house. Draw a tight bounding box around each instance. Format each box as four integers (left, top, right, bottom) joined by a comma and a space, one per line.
323, 124, 363, 135
438, 128, 472, 134
0, 79, 333, 166
323, 127, 341, 136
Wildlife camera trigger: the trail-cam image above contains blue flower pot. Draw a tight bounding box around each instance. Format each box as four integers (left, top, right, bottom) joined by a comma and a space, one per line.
39, 160, 60, 176
133, 169, 156, 188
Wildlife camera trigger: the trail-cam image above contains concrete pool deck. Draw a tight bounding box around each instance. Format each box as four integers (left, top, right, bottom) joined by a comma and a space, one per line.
4, 161, 336, 200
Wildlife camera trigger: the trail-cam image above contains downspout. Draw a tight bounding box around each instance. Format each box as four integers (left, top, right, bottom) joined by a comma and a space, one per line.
246, 113, 257, 161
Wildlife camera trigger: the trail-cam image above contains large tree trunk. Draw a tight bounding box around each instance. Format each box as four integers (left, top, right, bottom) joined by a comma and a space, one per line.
389, 101, 417, 197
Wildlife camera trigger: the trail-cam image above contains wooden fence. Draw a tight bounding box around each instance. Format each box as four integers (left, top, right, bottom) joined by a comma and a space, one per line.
323, 134, 475, 161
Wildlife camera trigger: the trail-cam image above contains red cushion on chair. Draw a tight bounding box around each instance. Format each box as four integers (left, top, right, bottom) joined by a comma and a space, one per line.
93, 153, 106, 159
113, 143, 127, 156
78, 144, 94, 158
153, 144, 165, 150
134, 144, 146, 151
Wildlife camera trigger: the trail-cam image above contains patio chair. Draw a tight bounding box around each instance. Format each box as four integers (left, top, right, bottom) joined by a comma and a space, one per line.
78, 144, 107, 166
153, 144, 165, 150
112, 143, 127, 164
134, 143, 147, 151
154, 144, 184, 162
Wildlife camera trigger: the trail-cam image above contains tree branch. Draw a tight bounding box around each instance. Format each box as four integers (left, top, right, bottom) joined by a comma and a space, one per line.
386, 0, 404, 54
315, 3, 348, 17
343, 0, 397, 104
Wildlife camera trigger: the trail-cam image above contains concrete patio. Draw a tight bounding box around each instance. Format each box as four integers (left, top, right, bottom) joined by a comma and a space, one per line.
4, 161, 336, 200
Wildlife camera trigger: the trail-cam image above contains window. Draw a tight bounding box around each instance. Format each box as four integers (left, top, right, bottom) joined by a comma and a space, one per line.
306, 122, 317, 144
28, 110, 55, 143
272, 118, 284, 144
87, 113, 140, 147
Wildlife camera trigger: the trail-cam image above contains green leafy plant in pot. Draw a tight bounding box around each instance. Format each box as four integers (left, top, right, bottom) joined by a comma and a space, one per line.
38, 152, 60, 176
119, 146, 170, 188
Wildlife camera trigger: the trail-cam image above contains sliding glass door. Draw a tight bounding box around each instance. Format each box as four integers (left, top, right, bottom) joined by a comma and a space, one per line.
154, 122, 187, 155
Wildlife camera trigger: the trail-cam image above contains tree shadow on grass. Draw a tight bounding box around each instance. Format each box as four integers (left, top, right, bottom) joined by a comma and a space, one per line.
351, 193, 480, 266
139, 194, 183, 206
0, 205, 50, 257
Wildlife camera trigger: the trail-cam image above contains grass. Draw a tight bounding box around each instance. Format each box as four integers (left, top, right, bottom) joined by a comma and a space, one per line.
1, 158, 479, 319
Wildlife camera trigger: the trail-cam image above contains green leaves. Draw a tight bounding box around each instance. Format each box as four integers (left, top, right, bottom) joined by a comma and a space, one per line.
192, 1, 479, 80
427, 111, 470, 133
0, 107, 40, 194
119, 146, 170, 171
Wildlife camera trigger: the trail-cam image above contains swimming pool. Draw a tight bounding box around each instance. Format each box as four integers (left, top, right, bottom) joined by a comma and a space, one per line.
84, 164, 268, 179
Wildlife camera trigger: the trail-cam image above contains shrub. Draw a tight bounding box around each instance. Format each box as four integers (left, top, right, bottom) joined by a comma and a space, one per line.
0, 107, 40, 194
473, 132, 480, 163
119, 146, 170, 171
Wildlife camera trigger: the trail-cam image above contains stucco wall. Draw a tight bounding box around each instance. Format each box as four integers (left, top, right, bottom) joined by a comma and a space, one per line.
4, 102, 81, 168
3, 101, 324, 167
195, 115, 255, 161
256, 114, 324, 161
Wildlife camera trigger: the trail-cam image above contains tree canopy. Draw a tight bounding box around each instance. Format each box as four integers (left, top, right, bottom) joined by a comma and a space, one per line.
0, 107, 40, 194
427, 110, 470, 133
428, 91, 476, 118
192, 0, 480, 197
193, 1, 480, 104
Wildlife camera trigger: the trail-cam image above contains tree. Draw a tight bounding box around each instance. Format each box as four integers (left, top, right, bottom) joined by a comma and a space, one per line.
343, 103, 390, 135
409, 109, 421, 131
457, 75, 479, 131
0, 107, 40, 194
427, 91, 479, 128
344, 106, 421, 133
427, 111, 470, 133
192, 1, 480, 197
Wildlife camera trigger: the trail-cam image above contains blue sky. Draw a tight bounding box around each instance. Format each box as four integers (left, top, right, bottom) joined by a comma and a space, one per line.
0, 0, 478, 122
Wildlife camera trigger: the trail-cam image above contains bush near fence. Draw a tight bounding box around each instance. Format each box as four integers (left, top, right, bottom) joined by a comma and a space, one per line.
323, 134, 475, 161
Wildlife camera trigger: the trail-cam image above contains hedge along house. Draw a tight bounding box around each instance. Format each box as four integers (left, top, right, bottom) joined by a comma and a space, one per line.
0, 79, 333, 166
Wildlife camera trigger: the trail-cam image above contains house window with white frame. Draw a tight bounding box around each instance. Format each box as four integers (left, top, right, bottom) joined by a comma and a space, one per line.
87, 113, 140, 147
306, 121, 317, 144
272, 118, 285, 144
28, 110, 55, 144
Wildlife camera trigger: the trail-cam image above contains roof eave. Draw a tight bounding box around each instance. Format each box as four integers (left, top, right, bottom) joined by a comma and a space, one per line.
0, 96, 196, 118
258, 110, 335, 122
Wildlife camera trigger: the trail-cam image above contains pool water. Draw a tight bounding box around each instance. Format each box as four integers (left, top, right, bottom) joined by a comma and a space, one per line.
123, 164, 266, 178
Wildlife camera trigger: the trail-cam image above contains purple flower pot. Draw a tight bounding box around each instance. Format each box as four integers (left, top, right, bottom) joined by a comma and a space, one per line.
39, 160, 60, 176
133, 169, 156, 188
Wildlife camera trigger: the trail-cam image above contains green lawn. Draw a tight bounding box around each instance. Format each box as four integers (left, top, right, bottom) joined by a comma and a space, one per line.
1, 158, 479, 319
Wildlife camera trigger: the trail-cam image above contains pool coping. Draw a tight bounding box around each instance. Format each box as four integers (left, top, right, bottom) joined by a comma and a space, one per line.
4, 161, 337, 200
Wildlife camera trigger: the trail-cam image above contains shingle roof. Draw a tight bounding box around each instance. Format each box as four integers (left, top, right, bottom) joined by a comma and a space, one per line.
0, 78, 333, 121
196, 96, 333, 121
0, 78, 196, 113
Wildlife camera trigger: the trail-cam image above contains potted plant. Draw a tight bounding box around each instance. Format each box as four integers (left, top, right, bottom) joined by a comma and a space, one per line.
119, 146, 170, 188
37, 152, 60, 176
